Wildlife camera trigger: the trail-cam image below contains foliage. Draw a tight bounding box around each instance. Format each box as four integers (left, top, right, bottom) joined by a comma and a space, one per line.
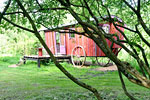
0, 29, 42, 56
1, 0, 150, 99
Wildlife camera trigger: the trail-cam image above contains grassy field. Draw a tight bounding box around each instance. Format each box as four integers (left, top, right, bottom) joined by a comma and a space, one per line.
0, 56, 150, 100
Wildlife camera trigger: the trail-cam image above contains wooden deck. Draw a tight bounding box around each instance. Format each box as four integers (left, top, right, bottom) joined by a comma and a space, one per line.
23, 55, 71, 68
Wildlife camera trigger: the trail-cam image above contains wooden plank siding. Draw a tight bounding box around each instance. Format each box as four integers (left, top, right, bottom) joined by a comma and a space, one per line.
44, 22, 124, 57
109, 23, 124, 48
45, 31, 55, 54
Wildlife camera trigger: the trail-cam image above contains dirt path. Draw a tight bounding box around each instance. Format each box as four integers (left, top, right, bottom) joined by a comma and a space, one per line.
8, 62, 118, 71
74, 64, 118, 71
8, 64, 19, 68
94, 65, 118, 71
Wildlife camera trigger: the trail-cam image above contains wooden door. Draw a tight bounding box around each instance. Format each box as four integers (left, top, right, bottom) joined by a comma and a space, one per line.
55, 32, 66, 55
60, 33, 66, 54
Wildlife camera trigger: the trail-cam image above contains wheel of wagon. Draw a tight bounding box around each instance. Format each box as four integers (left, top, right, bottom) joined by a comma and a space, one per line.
96, 48, 121, 67
71, 45, 86, 67
96, 57, 112, 67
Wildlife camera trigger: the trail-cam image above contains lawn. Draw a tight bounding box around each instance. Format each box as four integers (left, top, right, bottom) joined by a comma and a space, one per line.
0, 56, 149, 100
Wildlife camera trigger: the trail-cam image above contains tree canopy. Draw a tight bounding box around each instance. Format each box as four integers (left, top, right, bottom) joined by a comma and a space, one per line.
1, 0, 150, 100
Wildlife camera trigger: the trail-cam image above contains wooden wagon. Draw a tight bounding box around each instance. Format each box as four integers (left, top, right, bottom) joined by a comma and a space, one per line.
44, 16, 124, 66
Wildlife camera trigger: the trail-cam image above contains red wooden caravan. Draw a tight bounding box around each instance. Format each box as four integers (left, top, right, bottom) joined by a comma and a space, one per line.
44, 16, 124, 66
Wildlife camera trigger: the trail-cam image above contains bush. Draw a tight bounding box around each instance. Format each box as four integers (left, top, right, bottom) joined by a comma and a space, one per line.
0, 56, 20, 64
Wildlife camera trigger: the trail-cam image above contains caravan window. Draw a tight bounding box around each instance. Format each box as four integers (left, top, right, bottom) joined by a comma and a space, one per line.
102, 26, 109, 33
99, 24, 110, 34
69, 33, 75, 38
56, 32, 60, 44
69, 28, 75, 38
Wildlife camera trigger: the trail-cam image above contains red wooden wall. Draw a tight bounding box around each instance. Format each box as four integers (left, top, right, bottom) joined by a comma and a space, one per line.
45, 22, 124, 57
45, 31, 55, 54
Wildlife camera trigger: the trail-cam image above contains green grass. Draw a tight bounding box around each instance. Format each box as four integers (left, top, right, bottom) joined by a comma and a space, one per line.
0, 56, 150, 100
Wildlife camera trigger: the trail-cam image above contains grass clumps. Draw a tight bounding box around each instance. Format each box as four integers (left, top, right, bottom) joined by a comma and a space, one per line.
0, 56, 150, 100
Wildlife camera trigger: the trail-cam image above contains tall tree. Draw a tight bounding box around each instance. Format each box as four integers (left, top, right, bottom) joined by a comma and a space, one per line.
1, 0, 150, 99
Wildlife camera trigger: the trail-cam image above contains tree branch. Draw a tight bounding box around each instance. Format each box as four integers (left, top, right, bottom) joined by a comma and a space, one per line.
135, 25, 150, 48
123, 0, 150, 37
15, 0, 102, 100
3, 16, 35, 33
104, 34, 137, 59
123, 0, 137, 13
99, 1, 150, 82
57, 0, 69, 7
113, 22, 139, 56
83, 0, 99, 26
118, 69, 137, 100
115, 24, 137, 33
35, 0, 42, 9
120, 40, 150, 76
4, 7, 67, 15
113, 23, 148, 77
58, 29, 88, 37
137, 0, 141, 13
64, 2, 150, 88
0, 0, 11, 23
70, 3, 86, 8
89, 32, 150, 88
96, 0, 105, 21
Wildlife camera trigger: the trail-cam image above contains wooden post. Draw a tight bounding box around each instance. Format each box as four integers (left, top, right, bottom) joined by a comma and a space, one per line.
38, 48, 43, 56
23, 57, 26, 64
37, 59, 40, 68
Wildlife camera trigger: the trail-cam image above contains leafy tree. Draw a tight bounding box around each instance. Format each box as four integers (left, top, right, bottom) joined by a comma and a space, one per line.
1, 0, 150, 100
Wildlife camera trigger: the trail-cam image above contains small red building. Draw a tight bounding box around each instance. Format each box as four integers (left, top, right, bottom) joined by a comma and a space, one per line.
44, 16, 124, 66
